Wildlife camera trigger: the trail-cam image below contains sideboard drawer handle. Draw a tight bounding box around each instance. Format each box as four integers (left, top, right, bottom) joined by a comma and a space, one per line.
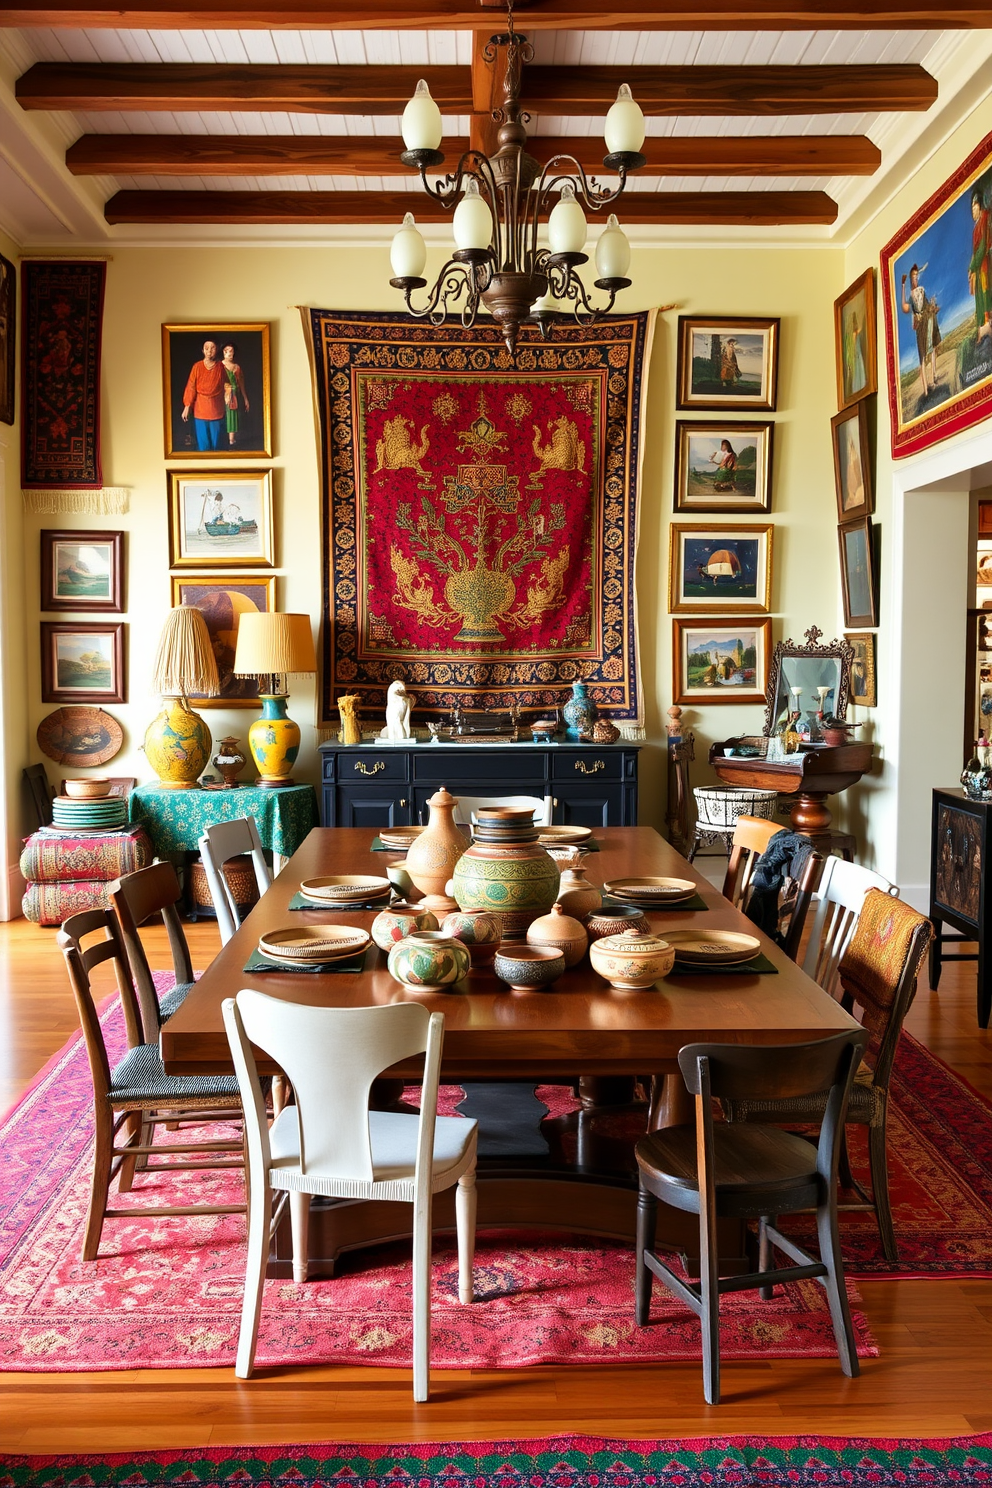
575, 759, 605, 775
354, 760, 385, 776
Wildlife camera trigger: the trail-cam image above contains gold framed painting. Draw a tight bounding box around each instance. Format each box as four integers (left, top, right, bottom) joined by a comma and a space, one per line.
675, 316, 779, 412
162, 322, 271, 459
668, 523, 773, 614
846, 631, 877, 707
168, 469, 274, 569
673, 616, 772, 706
171, 573, 276, 708
673, 420, 773, 514
834, 268, 877, 411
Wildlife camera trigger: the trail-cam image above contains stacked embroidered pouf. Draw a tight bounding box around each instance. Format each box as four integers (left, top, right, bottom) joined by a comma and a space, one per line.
21, 784, 153, 926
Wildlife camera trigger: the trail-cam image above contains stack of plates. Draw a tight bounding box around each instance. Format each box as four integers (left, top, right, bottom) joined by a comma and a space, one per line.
538, 825, 592, 847
298, 874, 391, 906
603, 876, 697, 906
51, 794, 127, 831
258, 926, 371, 964
663, 930, 762, 967
379, 826, 424, 851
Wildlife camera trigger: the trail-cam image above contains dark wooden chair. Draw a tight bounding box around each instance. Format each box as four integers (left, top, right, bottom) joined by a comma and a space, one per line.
722, 817, 822, 963
723, 890, 933, 1262
23, 764, 53, 828
58, 909, 244, 1262
635, 1028, 868, 1405
109, 861, 198, 1044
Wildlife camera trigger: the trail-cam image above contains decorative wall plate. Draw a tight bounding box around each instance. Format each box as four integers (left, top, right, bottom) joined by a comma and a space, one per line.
36, 706, 123, 767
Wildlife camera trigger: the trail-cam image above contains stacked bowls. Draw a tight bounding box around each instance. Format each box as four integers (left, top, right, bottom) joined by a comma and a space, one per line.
51, 793, 127, 831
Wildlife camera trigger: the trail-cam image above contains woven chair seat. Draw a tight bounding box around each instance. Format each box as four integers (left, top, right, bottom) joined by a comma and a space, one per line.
158, 980, 195, 1022
723, 1064, 884, 1129
109, 1044, 241, 1109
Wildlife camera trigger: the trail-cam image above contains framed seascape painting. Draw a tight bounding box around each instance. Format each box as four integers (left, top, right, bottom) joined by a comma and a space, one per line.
673, 420, 773, 513
830, 404, 873, 522
168, 470, 274, 568
668, 523, 773, 614
834, 268, 877, 410
162, 323, 271, 459
0, 251, 13, 426
881, 128, 992, 457
40, 622, 125, 704
171, 574, 275, 708
838, 517, 879, 628
672, 616, 772, 706
40, 530, 123, 612
676, 316, 779, 412
846, 631, 877, 707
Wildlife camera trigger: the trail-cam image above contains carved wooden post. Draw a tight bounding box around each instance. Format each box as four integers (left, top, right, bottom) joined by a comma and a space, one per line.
665, 705, 695, 857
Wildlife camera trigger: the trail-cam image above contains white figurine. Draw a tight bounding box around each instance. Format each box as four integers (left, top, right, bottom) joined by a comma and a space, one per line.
381, 679, 414, 741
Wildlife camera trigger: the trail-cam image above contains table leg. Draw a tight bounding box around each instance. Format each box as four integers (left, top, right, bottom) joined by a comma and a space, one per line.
648, 1073, 692, 1130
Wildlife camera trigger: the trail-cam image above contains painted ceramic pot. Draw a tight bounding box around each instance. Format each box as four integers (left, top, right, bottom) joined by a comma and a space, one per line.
212, 735, 247, 788
493, 944, 566, 993
563, 681, 596, 741
451, 806, 560, 939
556, 862, 602, 919
144, 698, 212, 789
526, 901, 588, 968
248, 696, 300, 786
404, 786, 466, 914
371, 901, 439, 952
589, 927, 676, 990
585, 904, 648, 944
440, 910, 502, 965
387, 930, 470, 990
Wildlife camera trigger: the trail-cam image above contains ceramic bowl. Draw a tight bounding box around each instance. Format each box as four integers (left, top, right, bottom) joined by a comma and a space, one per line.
440, 910, 502, 965
387, 930, 470, 990
589, 928, 675, 990
63, 777, 112, 799
493, 944, 565, 992
585, 904, 649, 943
370, 901, 438, 952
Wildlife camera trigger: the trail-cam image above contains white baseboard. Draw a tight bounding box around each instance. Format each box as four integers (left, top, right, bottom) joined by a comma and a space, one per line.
1, 864, 25, 921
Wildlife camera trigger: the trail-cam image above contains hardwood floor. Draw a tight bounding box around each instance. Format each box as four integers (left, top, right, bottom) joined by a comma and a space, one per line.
1, 913, 991, 1452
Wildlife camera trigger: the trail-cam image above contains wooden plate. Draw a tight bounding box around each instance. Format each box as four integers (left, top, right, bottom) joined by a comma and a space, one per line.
258, 926, 370, 961
662, 930, 762, 963
603, 876, 696, 901
299, 875, 391, 900
37, 706, 123, 767
538, 826, 593, 846
378, 827, 425, 848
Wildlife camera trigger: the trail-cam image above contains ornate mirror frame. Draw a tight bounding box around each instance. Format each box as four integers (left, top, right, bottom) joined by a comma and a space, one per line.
763, 625, 855, 736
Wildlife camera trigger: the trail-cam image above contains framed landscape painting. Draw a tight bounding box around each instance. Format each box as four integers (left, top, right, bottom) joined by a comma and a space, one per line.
838, 517, 879, 628
171, 574, 275, 707
847, 631, 877, 707
676, 316, 779, 411
881, 127, 992, 457
168, 470, 274, 568
162, 322, 271, 459
669, 523, 773, 614
831, 404, 873, 521
40, 622, 125, 704
40, 530, 123, 612
673, 616, 772, 705
834, 267, 877, 410
673, 420, 773, 513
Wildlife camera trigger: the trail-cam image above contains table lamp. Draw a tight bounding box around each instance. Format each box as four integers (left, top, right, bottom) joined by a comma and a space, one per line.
234, 612, 317, 787
145, 605, 220, 788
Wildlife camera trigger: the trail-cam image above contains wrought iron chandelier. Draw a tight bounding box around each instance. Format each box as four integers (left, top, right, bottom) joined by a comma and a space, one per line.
388, 2, 646, 354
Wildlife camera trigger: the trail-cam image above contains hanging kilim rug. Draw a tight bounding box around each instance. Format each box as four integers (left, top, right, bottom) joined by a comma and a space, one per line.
302, 309, 655, 728
3, 1433, 992, 1487
21, 261, 105, 490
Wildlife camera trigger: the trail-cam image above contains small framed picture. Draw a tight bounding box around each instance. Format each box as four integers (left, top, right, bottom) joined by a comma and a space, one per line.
831, 404, 873, 521
40, 530, 124, 612
162, 323, 271, 459
838, 517, 878, 629
846, 631, 877, 707
672, 616, 772, 706
40, 622, 125, 704
834, 267, 877, 411
673, 420, 773, 514
168, 469, 274, 568
171, 574, 276, 708
0, 251, 14, 427
669, 523, 773, 614
676, 316, 779, 412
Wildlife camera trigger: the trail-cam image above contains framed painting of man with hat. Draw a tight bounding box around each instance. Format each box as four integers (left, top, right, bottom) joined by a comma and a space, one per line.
676, 316, 779, 411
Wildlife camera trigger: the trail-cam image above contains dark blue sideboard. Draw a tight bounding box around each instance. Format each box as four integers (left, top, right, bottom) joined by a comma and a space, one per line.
318, 741, 639, 828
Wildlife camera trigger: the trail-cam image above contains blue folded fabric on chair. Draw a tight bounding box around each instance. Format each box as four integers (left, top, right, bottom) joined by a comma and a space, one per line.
744, 830, 815, 946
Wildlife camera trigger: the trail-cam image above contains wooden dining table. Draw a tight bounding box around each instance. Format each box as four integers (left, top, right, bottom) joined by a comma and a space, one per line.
162, 825, 858, 1276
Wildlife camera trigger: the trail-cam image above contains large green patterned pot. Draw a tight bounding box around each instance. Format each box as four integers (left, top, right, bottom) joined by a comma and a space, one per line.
387, 930, 470, 990
451, 808, 560, 939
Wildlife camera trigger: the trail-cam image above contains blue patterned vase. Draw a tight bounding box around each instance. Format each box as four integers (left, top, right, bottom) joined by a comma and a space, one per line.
562, 681, 595, 741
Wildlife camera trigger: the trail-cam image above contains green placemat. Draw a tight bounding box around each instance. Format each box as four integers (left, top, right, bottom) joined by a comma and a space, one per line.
668, 951, 779, 976
243, 947, 368, 975
287, 890, 391, 911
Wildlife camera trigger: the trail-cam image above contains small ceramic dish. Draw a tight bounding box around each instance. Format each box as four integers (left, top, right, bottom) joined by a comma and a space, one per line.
662, 929, 762, 964
299, 874, 392, 901
538, 825, 593, 846
493, 944, 565, 992
603, 876, 696, 903
63, 778, 112, 799
378, 826, 425, 849
258, 926, 370, 961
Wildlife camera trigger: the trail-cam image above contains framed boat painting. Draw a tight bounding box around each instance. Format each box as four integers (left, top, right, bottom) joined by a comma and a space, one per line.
880, 127, 992, 457
171, 573, 275, 707
675, 316, 779, 411
673, 420, 773, 513
838, 517, 879, 628
834, 268, 877, 410
673, 616, 772, 706
162, 322, 271, 459
168, 470, 274, 568
40, 622, 125, 704
668, 523, 773, 614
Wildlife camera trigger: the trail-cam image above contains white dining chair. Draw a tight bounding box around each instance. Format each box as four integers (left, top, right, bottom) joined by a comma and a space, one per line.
198, 817, 272, 945
452, 793, 553, 827
803, 855, 899, 999
222, 991, 478, 1401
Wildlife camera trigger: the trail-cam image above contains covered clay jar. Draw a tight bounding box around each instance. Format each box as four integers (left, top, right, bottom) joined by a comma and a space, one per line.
440, 910, 501, 965
589, 927, 676, 990
451, 806, 560, 939
387, 930, 470, 990
371, 901, 438, 952
526, 901, 588, 968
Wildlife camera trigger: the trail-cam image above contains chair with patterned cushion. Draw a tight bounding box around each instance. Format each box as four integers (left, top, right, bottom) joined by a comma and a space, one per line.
802, 856, 899, 1000
109, 861, 198, 1043
723, 890, 933, 1262
58, 909, 244, 1261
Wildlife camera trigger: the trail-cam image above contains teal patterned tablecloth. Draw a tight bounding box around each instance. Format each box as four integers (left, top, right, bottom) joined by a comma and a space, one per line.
128, 783, 319, 858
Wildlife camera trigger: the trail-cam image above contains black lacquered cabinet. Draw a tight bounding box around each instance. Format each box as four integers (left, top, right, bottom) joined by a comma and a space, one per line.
319, 741, 639, 831
929, 788, 992, 1028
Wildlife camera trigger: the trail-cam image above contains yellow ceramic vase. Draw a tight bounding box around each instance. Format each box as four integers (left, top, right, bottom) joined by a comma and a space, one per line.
248, 695, 301, 787
144, 698, 212, 789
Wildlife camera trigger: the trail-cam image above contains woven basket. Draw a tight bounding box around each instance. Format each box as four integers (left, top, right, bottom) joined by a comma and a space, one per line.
693, 786, 778, 830
190, 854, 260, 913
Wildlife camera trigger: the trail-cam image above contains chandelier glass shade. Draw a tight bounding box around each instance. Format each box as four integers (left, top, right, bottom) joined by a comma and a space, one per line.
389, 5, 645, 354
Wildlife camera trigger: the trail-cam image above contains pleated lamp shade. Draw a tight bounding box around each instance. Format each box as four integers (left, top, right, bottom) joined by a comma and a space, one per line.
151, 605, 220, 697
234, 612, 317, 678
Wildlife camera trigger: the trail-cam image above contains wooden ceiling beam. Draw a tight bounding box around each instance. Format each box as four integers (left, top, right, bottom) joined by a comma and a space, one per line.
18, 61, 935, 115
2, 0, 989, 28
104, 186, 838, 224
66, 130, 882, 177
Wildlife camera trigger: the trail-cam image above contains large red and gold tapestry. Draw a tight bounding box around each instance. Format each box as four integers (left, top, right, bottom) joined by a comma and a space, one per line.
304, 310, 654, 727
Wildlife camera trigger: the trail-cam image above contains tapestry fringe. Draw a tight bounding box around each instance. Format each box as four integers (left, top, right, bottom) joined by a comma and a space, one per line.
619, 725, 647, 741
22, 487, 130, 515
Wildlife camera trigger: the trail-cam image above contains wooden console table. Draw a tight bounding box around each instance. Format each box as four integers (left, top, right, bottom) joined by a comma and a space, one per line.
708, 741, 873, 854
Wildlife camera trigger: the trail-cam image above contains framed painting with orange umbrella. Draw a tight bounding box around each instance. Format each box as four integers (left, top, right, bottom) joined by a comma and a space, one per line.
171, 575, 275, 708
